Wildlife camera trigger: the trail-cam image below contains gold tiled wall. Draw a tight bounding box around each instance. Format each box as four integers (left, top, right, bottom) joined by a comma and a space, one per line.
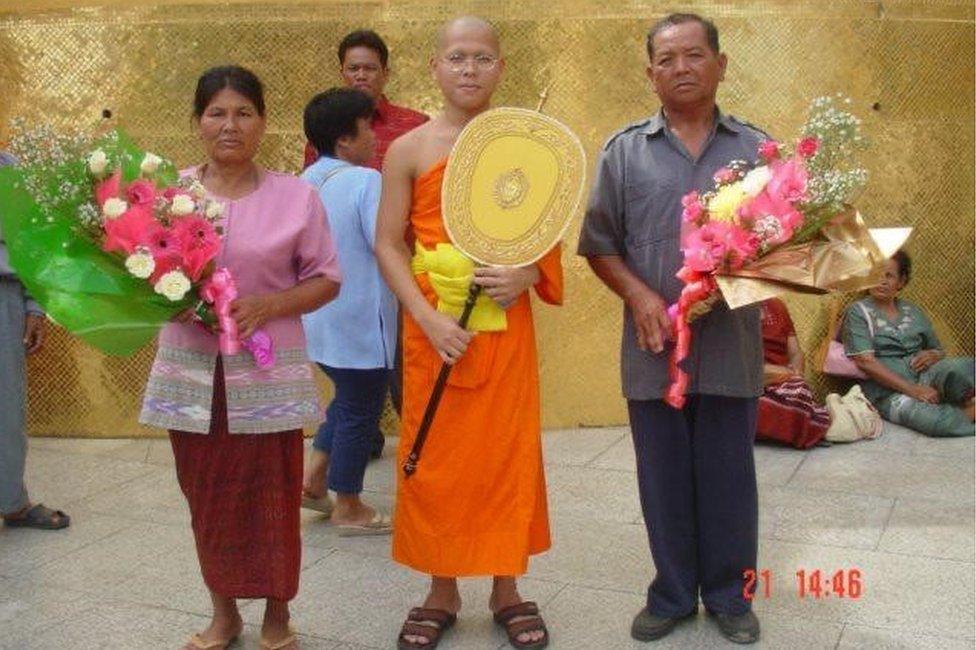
2, 0, 972, 436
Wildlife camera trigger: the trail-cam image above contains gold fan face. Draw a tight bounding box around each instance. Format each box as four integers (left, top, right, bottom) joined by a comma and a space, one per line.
442, 107, 586, 267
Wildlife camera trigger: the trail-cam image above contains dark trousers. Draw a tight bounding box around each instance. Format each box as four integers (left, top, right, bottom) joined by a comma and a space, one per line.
628, 395, 758, 617
313, 364, 390, 494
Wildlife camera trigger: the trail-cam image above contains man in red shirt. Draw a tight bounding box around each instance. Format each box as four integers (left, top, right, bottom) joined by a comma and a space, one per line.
305, 30, 427, 458
304, 29, 429, 171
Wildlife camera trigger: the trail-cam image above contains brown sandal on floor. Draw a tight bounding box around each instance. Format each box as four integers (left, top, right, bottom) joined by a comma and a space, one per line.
397, 607, 457, 649
493, 601, 549, 649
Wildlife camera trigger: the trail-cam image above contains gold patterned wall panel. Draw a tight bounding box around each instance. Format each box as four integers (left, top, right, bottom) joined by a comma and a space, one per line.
1, 0, 972, 436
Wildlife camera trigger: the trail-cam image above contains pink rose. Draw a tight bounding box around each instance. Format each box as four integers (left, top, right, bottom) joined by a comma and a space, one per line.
162, 186, 181, 201
797, 136, 820, 159
125, 179, 157, 206
757, 140, 780, 163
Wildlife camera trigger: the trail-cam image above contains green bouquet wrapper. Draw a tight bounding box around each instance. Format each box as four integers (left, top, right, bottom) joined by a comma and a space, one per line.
0, 130, 193, 355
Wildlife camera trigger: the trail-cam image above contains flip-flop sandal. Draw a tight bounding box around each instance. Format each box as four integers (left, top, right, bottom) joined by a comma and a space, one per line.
398, 607, 457, 649
337, 511, 393, 537
3, 504, 70, 530
493, 601, 549, 649
259, 625, 297, 649
300, 493, 334, 517
186, 632, 239, 649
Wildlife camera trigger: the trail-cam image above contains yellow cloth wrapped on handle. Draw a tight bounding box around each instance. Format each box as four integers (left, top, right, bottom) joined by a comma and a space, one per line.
411, 242, 507, 332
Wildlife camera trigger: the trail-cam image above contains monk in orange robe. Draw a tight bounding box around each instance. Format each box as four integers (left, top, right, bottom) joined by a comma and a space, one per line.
375, 16, 561, 650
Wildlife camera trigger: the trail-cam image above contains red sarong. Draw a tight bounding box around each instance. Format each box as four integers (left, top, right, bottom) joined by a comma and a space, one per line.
170, 358, 303, 600
756, 377, 830, 449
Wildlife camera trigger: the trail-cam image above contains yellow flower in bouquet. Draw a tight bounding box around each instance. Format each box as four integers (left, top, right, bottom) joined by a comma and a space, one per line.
708, 182, 747, 223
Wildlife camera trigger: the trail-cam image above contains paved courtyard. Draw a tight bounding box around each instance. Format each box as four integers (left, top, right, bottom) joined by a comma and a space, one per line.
1, 423, 973, 649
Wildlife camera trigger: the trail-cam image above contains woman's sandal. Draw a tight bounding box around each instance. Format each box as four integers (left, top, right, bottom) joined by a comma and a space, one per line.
397, 607, 457, 649
300, 493, 334, 517
185, 632, 239, 649
259, 625, 297, 649
493, 601, 550, 649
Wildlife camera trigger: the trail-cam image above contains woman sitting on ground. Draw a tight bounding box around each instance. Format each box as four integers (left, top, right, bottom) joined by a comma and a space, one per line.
756, 298, 830, 448
842, 250, 974, 437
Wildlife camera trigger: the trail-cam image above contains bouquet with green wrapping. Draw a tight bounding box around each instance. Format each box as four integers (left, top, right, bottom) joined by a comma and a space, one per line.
0, 123, 226, 356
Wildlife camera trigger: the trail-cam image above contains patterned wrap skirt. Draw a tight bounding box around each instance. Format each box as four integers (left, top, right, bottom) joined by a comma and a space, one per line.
169, 357, 304, 600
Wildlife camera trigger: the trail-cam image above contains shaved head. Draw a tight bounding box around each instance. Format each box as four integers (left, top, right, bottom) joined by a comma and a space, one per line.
436, 15, 500, 53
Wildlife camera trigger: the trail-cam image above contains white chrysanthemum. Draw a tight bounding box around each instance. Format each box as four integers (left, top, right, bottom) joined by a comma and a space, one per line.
154, 270, 191, 301
741, 166, 772, 198
170, 194, 195, 216
205, 200, 224, 219
189, 180, 207, 200
102, 197, 128, 219
140, 152, 162, 175
88, 149, 108, 175
124, 251, 156, 279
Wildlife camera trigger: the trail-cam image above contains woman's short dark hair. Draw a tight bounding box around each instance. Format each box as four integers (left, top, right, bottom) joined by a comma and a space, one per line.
646, 13, 720, 60
338, 29, 389, 68
304, 88, 375, 157
193, 65, 265, 118
892, 250, 912, 284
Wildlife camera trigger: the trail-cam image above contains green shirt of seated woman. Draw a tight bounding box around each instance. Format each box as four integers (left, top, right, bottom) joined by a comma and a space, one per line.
842, 250, 974, 437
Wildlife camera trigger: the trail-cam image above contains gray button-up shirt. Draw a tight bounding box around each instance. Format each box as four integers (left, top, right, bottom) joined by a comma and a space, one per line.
0, 151, 43, 315
578, 108, 765, 401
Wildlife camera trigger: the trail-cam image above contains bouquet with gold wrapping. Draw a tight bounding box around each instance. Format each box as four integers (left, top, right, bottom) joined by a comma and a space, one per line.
666, 96, 909, 408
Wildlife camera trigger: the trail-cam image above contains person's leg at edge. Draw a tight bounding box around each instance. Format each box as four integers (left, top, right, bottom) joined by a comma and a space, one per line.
262, 598, 296, 648
329, 367, 390, 525
303, 364, 339, 499
183, 590, 242, 649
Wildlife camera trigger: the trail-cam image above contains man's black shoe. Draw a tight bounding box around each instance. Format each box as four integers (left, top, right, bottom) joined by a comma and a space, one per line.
630, 606, 696, 641
710, 610, 760, 644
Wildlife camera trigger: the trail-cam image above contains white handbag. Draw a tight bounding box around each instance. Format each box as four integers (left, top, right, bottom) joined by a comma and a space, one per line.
824, 385, 884, 443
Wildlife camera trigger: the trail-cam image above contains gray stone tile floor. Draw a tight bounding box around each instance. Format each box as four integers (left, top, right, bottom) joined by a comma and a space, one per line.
1, 422, 973, 649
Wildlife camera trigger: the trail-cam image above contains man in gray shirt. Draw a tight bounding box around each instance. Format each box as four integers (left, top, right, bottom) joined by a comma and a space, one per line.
578, 13, 763, 644
0, 151, 69, 530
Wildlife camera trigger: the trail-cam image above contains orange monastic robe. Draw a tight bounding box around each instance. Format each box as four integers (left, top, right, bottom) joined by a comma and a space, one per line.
392, 159, 563, 577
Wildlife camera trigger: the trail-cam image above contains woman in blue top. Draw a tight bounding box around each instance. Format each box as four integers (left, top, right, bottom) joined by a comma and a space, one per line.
300, 88, 397, 533
843, 250, 974, 437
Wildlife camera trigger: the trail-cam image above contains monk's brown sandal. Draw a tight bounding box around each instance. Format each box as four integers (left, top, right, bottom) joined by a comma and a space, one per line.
397, 607, 457, 649
493, 601, 550, 649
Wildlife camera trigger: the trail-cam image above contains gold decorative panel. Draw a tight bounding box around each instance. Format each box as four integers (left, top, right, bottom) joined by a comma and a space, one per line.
1, 0, 972, 437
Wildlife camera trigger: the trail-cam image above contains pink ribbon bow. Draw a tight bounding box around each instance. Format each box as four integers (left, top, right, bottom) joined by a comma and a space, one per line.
200, 267, 242, 356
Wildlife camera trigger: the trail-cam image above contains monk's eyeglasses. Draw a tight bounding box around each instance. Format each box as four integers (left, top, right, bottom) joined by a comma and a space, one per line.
441, 53, 498, 74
